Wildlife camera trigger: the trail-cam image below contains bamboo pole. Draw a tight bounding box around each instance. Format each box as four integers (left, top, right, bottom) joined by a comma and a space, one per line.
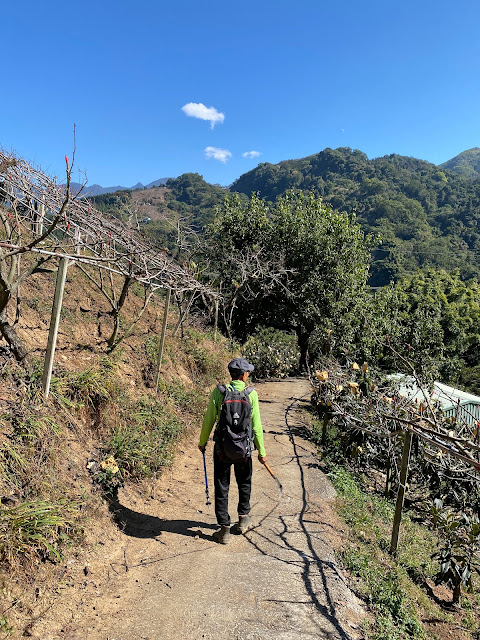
42, 258, 69, 397
155, 288, 171, 393
390, 429, 413, 556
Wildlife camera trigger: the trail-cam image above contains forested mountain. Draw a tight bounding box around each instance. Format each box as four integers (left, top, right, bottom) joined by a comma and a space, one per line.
163, 173, 230, 230
231, 147, 480, 285
91, 147, 480, 286
440, 148, 480, 179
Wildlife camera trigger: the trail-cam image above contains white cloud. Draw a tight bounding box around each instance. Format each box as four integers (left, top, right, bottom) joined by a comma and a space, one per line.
242, 150, 261, 159
182, 102, 225, 128
205, 146, 232, 163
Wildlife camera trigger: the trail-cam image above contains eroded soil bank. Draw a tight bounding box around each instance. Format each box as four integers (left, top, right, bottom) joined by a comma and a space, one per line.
34, 378, 367, 640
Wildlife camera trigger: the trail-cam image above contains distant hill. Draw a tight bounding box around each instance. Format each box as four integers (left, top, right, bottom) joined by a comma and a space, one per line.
90, 173, 229, 253
440, 148, 480, 179
70, 177, 170, 197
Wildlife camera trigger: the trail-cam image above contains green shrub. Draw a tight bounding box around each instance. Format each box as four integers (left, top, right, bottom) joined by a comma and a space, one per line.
243, 327, 299, 378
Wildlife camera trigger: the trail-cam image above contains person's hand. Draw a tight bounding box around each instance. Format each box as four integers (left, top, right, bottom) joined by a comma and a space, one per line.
258, 454, 267, 465
198, 444, 206, 453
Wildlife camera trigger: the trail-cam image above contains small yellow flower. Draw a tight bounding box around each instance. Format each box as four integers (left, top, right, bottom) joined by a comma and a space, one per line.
362, 362, 369, 373
352, 362, 360, 371
100, 456, 120, 475
316, 370, 329, 382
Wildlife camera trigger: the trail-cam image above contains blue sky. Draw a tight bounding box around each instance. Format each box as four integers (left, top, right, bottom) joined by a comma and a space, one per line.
2, 0, 480, 187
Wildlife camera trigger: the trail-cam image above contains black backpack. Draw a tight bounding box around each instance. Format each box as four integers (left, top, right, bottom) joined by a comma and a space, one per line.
214, 384, 254, 462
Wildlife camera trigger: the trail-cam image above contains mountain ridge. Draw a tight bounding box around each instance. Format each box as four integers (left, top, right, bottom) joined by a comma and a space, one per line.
70, 177, 171, 197
71, 147, 480, 198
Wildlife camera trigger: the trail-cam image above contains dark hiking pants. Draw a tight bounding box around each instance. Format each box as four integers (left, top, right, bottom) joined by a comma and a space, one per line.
213, 446, 252, 526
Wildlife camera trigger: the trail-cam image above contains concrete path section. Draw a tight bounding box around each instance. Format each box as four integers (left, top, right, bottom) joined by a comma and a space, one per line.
43, 378, 367, 640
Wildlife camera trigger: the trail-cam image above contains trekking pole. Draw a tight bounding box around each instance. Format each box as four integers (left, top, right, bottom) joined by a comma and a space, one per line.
263, 461, 283, 499
202, 449, 212, 506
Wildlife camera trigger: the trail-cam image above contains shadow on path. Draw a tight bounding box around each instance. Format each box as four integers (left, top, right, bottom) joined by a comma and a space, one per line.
107, 500, 216, 540
245, 391, 355, 640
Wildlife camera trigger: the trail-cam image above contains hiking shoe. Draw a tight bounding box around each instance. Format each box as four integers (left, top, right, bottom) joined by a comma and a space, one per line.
237, 515, 253, 534
213, 525, 231, 544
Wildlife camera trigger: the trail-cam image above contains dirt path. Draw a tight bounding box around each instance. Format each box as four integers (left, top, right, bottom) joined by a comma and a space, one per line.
37, 378, 367, 640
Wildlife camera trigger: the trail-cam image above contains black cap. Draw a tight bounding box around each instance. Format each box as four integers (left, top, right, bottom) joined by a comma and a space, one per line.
228, 357, 254, 375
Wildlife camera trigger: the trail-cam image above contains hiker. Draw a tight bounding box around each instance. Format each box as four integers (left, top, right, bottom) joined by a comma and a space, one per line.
198, 357, 267, 544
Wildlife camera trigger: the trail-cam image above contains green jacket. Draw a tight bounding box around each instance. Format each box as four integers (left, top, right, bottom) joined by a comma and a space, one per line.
199, 380, 266, 457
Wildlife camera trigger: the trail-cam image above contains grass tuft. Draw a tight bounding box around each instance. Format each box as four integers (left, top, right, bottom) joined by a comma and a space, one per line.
0, 500, 82, 569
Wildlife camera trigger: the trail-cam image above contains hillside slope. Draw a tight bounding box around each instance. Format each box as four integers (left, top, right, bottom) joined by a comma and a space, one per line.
0, 264, 231, 638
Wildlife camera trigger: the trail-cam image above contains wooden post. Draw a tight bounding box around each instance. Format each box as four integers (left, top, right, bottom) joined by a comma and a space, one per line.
74, 226, 81, 255
42, 258, 69, 397
390, 429, 413, 556
155, 288, 171, 393
321, 413, 329, 446
214, 298, 219, 343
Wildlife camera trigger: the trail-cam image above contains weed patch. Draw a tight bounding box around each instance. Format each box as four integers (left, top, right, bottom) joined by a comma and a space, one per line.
0, 500, 83, 569
327, 465, 443, 639
183, 329, 226, 381
107, 396, 182, 480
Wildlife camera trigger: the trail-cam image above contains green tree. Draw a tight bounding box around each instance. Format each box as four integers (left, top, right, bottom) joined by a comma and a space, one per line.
271, 191, 374, 368
378, 269, 480, 386
203, 193, 282, 339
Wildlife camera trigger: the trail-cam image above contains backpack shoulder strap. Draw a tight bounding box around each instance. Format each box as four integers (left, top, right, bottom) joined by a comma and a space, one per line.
245, 386, 254, 396
217, 384, 227, 395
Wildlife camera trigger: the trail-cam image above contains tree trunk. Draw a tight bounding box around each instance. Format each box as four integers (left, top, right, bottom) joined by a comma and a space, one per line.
453, 583, 461, 605
106, 310, 121, 350
106, 276, 132, 350
296, 326, 311, 372
0, 310, 29, 361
